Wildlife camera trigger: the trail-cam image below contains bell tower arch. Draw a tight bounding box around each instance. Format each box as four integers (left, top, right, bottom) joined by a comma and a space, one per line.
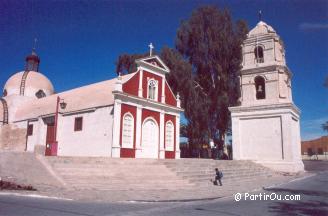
240, 20, 292, 106
230, 19, 304, 173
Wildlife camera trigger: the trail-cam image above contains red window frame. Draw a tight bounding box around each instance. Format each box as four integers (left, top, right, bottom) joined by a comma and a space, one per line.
74, 117, 83, 131
27, 124, 33, 136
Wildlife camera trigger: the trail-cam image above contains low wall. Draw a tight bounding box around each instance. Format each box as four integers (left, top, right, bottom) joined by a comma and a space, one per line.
0, 124, 26, 151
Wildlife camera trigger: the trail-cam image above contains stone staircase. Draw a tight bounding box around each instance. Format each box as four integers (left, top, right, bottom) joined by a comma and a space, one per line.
45, 157, 194, 191
160, 159, 276, 187
45, 157, 276, 191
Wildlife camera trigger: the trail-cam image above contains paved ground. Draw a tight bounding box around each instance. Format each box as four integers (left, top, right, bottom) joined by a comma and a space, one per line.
0, 160, 327, 216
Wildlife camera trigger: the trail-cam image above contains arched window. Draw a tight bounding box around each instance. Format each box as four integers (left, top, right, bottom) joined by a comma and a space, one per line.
3, 89, 7, 97
122, 113, 134, 148
35, 89, 46, 99
147, 79, 158, 100
255, 76, 266, 100
254, 46, 264, 63
165, 121, 174, 151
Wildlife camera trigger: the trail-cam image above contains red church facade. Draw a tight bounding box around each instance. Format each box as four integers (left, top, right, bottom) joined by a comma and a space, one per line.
112, 56, 182, 159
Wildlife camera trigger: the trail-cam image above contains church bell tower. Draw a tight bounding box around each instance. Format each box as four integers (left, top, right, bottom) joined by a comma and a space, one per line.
229, 19, 304, 172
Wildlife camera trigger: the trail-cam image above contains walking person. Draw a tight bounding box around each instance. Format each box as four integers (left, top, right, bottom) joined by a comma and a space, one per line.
213, 168, 223, 186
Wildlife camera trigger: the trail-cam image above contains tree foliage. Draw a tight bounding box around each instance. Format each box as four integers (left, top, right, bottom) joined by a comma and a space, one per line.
324, 76, 328, 133
115, 5, 248, 150
322, 122, 328, 132
116, 53, 148, 75
176, 6, 248, 146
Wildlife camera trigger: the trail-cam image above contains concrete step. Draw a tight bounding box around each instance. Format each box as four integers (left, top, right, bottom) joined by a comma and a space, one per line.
59, 173, 182, 179
189, 172, 274, 183
52, 164, 168, 172
178, 173, 272, 181
176, 167, 268, 174
46, 157, 160, 165
68, 183, 194, 190
63, 177, 190, 185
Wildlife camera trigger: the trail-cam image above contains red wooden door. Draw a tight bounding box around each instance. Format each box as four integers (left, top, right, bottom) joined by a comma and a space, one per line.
45, 124, 57, 156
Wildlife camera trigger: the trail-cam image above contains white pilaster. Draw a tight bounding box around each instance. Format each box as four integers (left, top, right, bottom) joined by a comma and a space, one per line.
161, 78, 165, 103
231, 116, 241, 160
111, 99, 121, 158
56, 113, 62, 155
138, 69, 143, 97
159, 111, 165, 159
175, 114, 181, 159
176, 93, 181, 108
135, 105, 142, 158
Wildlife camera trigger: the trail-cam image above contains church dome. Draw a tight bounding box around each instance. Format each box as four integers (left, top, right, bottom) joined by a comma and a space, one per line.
248, 21, 276, 37
3, 71, 54, 98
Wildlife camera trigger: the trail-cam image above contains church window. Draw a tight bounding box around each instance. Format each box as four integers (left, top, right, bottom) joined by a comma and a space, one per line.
254, 46, 264, 63
165, 121, 174, 151
27, 124, 33, 136
3, 89, 7, 97
122, 113, 134, 148
74, 117, 83, 131
147, 79, 158, 100
35, 90, 46, 99
255, 76, 266, 100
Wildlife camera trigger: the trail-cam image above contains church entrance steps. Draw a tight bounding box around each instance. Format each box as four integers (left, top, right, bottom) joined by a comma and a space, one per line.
44, 157, 194, 191
159, 159, 277, 187
42, 157, 278, 191
1, 153, 281, 194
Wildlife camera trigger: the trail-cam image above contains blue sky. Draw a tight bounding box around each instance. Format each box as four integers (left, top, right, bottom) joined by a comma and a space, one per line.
0, 0, 327, 141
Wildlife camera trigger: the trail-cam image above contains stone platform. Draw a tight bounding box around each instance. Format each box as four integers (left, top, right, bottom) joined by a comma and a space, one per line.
0, 152, 306, 202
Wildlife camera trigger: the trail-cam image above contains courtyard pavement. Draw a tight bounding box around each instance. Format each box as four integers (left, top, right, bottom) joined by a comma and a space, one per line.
0, 162, 327, 216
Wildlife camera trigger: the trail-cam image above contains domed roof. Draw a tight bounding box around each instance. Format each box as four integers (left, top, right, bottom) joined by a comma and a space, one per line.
248, 21, 276, 37
4, 71, 54, 98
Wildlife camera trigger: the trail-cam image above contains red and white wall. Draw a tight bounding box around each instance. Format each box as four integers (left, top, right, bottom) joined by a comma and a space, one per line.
112, 56, 182, 159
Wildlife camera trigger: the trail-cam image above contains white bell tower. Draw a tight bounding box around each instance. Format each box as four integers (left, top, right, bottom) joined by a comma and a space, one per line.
229, 20, 304, 172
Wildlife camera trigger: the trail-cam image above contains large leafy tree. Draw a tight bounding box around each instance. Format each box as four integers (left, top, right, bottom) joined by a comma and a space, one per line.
160, 47, 210, 149
115, 5, 248, 150
115, 53, 148, 75
323, 76, 328, 132
176, 6, 248, 147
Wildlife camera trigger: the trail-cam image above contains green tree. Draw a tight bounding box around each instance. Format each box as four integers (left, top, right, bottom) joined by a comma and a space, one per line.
323, 76, 328, 132
160, 47, 210, 150
176, 6, 248, 147
115, 5, 248, 152
323, 122, 328, 132
115, 53, 148, 75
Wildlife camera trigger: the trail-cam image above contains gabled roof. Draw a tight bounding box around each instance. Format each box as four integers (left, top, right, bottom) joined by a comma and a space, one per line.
135, 55, 170, 73
14, 72, 136, 121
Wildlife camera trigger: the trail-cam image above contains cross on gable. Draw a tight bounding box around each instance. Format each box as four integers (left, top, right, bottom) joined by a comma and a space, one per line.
136, 55, 170, 74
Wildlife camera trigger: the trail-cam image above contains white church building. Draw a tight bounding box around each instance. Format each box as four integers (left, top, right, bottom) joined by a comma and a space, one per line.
0, 50, 182, 159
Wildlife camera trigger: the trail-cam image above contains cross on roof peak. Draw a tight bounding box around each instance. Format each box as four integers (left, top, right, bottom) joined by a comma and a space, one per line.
33, 38, 38, 52
258, 10, 262, 21
148, 43, 154, 56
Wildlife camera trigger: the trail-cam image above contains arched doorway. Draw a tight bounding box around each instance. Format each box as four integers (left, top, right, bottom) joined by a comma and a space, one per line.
141, 118, 159, 158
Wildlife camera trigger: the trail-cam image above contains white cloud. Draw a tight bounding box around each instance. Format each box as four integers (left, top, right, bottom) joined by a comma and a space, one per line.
299, 22, 328, 30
